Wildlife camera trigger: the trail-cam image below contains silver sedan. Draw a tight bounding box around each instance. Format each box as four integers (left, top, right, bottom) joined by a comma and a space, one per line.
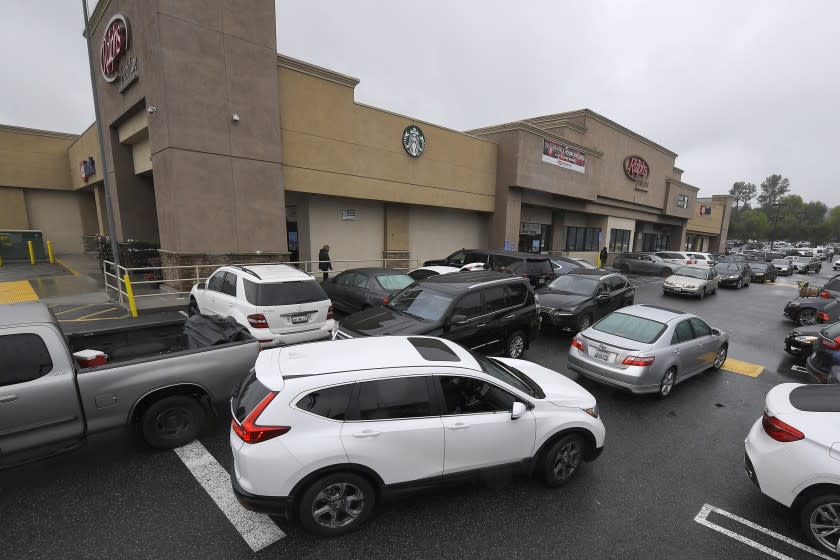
567, 304, 729, 397
662, 265, 720, 299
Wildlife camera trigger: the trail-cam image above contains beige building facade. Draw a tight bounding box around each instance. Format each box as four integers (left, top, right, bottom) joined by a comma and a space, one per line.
0, 1, 728, 268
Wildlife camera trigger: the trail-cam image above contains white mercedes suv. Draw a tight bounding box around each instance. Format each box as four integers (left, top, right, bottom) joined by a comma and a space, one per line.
745, 383, 840, 556
189, 264, 335, 346
230, 336, 605, 536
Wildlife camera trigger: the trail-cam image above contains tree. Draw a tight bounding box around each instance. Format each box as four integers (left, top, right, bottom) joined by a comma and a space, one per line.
729, 181, 757, 212
757, 174, 791, 208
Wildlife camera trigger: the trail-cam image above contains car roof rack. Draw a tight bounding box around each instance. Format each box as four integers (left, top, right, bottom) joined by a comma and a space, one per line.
229, 265, 262, 280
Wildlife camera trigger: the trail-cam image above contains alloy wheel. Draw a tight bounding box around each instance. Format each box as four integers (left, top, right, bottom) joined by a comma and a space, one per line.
713, 346, 727, 369
507, 333, 525, 358
798, 309, 817, 326
311, 483, 366, 529
809, 502, 840, 554
660, 369, 675, 397
552, 440, 582, 481
737, 279, 743, 289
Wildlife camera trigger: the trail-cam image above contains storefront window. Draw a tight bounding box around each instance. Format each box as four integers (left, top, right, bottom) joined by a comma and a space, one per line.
519, 223, 551, 253
609, 229, 631, 253
641, 233, 670, 252
566, 227, 601, 252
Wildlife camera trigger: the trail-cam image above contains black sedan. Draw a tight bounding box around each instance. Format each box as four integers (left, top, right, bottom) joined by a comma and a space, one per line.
714, 261, 752, 289
536, 269, 634, 332
748, 261, 778, 283
322, 268, 414, 314
784, 296, 840, 326
805, 321, 840, 383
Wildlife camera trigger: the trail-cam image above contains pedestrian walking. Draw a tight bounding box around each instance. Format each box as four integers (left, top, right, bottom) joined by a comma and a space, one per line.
600, 246, 608, 268
318, 244, 333, 282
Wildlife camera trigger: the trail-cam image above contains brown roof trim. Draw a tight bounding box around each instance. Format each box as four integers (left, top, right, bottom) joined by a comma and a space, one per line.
0, 124, 78, 140
277, 54, 360, 88
668, 179, 700, 192
468, 122, 603, 158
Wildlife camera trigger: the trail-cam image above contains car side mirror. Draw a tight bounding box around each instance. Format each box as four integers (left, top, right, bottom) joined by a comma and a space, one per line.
711, 328, 721, 336
511, 401, 527, 420
197, 281, 206, 290
449, 314, 468, 326
595, 293, 610, 302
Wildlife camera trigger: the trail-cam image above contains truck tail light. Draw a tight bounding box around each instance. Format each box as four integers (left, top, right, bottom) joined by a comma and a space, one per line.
816, 311, 830, 322
247, 314, 269, 329
571, 336, 585, 352
622, 355, 655, 366
762, 413, 804, 442
327, 305, 334, 320
820, 290, 830, 299
232, 391, 290, 444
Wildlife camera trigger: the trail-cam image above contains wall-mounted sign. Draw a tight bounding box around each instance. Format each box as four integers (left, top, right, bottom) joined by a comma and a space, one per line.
676, 193, 689, 209
519, 223, 542, 236
341, 209, 356, 221
541, 139, 585, 173
699, 204, 713, 215
80, 157, 96, 181
101, 14, 138, 93
402, 125, 426, 157
623, 156, 650, 189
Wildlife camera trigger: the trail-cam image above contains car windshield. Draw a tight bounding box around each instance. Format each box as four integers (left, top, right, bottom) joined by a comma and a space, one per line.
674, 267, 706, 279
593, 312, 667, 344
772, 259, 788, 266
715, 263, 741, 273
469, 351, 535, 396
386, 286, 454, 321
376, 274, 414, 291
546, 274, 599, 295
794, 257, 810, 262
751, 263, 767, 270
243, 279, 328, 306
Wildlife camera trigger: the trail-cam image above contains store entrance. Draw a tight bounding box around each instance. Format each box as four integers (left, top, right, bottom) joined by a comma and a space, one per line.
518, 223, 552, 253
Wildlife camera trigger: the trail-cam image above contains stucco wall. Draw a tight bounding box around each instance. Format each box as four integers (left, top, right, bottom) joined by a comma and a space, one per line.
688, 198, 728, 235
24, 189, 98, 254
409, 206, 488, 266
0, 187, 29, 230
0, 126, 75, 190
305, 195, 385, 268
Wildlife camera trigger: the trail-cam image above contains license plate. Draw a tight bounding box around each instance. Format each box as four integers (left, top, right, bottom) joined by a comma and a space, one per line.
594, 350, 610, 361
673, 287, 682, 292
292, 314, 309, 324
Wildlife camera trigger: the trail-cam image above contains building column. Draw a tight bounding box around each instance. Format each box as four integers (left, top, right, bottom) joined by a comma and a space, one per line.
669, 222, 688, 251
712, 195, 733, 252
489, 186, 522, 251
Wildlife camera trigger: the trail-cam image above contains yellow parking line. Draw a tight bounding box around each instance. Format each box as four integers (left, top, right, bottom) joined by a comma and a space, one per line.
52, 304, 97, 316
0, 280, 38, 304
721, 358, 764, 378
61, 315, 129, 322
75, 307, 125, 321
55, 258, 79, 276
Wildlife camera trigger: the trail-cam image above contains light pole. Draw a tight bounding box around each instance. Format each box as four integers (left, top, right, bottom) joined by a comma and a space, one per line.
81, 0, 121, 282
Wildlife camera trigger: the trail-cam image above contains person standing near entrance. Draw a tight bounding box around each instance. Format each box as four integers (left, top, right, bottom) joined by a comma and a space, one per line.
600, 246, 608, 268
319, 245, 333, 282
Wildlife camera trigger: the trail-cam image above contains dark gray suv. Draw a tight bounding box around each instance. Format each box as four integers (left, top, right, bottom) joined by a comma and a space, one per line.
612, 253, 674, 277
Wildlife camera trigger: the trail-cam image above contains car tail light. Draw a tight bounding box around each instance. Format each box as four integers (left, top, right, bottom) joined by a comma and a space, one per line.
247, 314, 269, 329
327, 305, 334, 320
383, 296, 389, 305
816, 311, 830, 322
571, 336, 585, 352
622, 355, 655, 366
762, 413, 804, 442
687, 259, 693, 264
522, 273, 529, 279
820, 336, 840, 350
232, 391, 290, 444
820, 290, 830, 299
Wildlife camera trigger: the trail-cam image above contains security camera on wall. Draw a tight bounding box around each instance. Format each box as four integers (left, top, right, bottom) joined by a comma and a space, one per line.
147, 106, 157, 113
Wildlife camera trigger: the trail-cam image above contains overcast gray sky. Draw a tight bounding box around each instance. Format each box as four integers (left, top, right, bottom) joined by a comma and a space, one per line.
3, 1, 838, 205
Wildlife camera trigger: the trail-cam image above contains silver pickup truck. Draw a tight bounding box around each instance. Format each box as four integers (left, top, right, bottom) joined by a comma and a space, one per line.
0, 302, 259, 466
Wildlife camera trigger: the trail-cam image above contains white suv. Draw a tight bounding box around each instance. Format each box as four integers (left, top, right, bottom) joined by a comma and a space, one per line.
230, 336, 605, 536
655, 251, 709, 267
744, 383, 840, 556
189, 265, 335, 346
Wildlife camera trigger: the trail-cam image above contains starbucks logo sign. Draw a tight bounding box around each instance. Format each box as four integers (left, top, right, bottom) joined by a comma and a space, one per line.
402, 125, 426, 157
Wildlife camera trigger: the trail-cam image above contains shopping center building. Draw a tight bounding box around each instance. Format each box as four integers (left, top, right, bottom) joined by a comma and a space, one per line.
0, 0, 729, 269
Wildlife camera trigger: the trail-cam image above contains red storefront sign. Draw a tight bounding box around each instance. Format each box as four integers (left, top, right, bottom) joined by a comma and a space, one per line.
100, 15, 130, 82
623, 156, 650, 182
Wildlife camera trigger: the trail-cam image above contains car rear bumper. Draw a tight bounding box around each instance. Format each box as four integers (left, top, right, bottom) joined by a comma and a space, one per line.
663, 285, 702, 296
255, 320, 336, 345
744, 418, 798, 508
231, 475, 293, 518
567, 351, 658, 394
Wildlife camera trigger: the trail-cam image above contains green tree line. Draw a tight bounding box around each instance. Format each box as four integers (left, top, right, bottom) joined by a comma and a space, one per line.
728, 174, 840, 243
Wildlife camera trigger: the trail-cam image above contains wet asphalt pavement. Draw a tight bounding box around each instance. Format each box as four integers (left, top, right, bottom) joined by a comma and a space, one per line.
1, 269, 837, 559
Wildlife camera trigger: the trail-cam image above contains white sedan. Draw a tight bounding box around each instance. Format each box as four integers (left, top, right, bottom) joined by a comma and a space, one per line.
744, 383, 840, 556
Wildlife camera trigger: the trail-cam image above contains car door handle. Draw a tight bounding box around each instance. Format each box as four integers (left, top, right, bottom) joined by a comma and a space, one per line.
446, 423, 469, 431
351, 430, 381, 438
673, 349, 680, 354
474, 324, 486, 328
0, 394, 18, 404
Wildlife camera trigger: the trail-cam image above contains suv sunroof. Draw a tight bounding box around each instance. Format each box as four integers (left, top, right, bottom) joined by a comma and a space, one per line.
408, 337, 460, 362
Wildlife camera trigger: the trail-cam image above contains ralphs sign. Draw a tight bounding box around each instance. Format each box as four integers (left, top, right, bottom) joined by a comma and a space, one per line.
623, 155, 650, 188
100, 14, 137, 91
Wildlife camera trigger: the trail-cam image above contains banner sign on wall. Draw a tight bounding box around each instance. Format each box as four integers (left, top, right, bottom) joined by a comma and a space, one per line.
699, 204, 713, 215
541, 139, 586, 174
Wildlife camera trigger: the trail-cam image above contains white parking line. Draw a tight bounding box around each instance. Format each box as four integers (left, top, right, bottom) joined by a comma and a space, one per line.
694, 503, 832, 559
174, 441, 285, 552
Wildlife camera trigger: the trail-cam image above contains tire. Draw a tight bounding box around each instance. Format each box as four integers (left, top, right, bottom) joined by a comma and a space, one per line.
816, 266, 822, 273
797, 308, 817, 326
577, 314, 593, 332
298, 472, 375, 536
620, 264, 631, 274
188, 298, 200, 316
140, 395, 206, 449
713, 345, 728, 370
505, 330, 527, 359
736, 278, 743, 289
698, 287, 706, 300
799, 493, 840, 556
658, 368, 676, 398
540, 434, 585, 487
661, 268, 673, 278
745, 278, 751, 288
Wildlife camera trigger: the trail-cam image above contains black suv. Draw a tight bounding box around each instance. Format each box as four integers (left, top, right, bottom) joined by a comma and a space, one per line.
335, 272, 540, 358
791, 256, 822, 274
537, 270, 635, 332
423, 249, 555, 289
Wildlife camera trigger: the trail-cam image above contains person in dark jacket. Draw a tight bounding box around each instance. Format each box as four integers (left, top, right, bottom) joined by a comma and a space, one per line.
600, 247, 608, 268
318, 245, 333, 281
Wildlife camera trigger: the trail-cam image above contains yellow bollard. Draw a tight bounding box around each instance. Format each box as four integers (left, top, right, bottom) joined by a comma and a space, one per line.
0, 255, 3, 267
123, 274, 139, 318
47, 241, 55, 264
27, 240, 35, 265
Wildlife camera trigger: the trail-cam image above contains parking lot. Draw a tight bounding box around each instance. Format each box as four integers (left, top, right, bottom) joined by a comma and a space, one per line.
1, 268, 836, 560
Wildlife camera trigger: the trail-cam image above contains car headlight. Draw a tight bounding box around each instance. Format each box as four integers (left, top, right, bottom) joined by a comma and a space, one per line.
582, 405, 599, 418
787, 302, 800, 307
551, 307, 576, 316
794, 335, 818, 344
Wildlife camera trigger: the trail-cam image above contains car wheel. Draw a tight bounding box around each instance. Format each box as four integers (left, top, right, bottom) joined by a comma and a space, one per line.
800, 493, 840, 556
658, 368, 676, 398
661, 268, 673, 278
140, 395, 206, 449
713, 345, 728, 369
505, 330, 527, 359
797, 309, 817, 326
188, 298, 200, 316
698, 287, 706, 300
577, 314, 592, 332
816, 266, 822, 273
540, 434, 585, 488
745, 278, 751, 287
620, 264, 631, 274
736, 278, 743, 289
298, 472, 375, 537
